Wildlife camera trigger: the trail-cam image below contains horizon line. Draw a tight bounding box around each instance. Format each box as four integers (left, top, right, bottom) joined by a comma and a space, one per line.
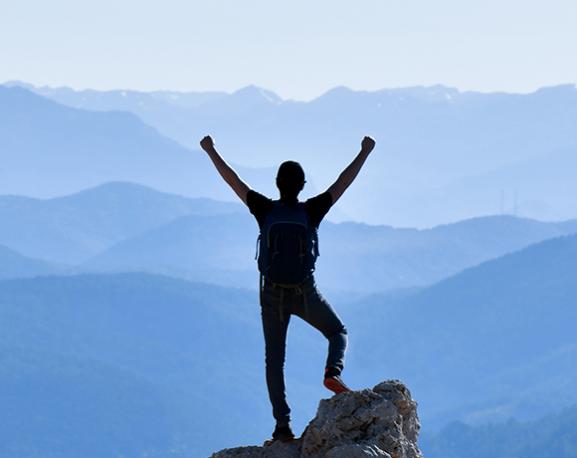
3, 80, 577, 103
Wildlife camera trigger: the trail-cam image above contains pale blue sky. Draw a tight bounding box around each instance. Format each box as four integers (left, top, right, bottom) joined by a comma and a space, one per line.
2, 0, 576, 100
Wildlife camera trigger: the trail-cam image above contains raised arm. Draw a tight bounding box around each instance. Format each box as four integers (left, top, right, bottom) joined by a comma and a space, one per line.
326, 136, 375, 204
200, 135, 250, 205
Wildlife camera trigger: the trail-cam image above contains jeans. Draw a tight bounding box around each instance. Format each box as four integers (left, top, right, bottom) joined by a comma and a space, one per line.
259, 275, 348, 426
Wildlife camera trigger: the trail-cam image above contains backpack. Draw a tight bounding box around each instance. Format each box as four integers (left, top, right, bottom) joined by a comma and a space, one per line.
256, 201, 319, 285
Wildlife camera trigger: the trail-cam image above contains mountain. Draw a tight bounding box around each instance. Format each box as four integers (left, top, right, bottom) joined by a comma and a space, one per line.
0, 272, 426, 457
3, 232, 577, 455
409, 145, 577, 223
0, 272, 383, 456
82, 212, 258, 288
10, 81, 577, 226
0, 273, 266, 457
82, 213, 577, 293
0, 182, 243, 263
5, 82, 282, 154
5, 80, 228, 110
0, 85, 276, 200
421, 405, 577, 458
342, 233, 577, 429
3, 177, 575, 292
316, 214, 577, 293
0, 244, 60, 279
17, 81, 577, 173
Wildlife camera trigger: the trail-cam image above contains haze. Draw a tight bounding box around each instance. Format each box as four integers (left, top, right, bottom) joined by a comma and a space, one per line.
2, 0, 576, 99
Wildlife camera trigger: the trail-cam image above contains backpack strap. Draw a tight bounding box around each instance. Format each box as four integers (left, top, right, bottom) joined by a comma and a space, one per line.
254, 234, 261, 260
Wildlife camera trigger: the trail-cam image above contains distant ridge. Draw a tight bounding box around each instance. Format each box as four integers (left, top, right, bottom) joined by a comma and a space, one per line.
0, 244, 60, 279
0, 181, 243, 264
8, 79, 576, 104
0, 272, 262, 457
421, 405, 577, 458
6, 81, 577, 226
2, 180, 576, 289
349, 232, 577, 427
0, 85, 275, 200
80, 200, 577, 293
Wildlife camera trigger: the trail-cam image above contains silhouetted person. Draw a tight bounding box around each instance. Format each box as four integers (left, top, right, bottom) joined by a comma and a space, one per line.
200, 135, 376, 442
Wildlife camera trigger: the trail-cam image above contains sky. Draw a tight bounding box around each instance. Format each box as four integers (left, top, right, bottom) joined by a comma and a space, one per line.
1, 0, 576, 100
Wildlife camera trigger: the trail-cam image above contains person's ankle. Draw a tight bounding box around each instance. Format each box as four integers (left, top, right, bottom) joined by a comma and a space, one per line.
276, 419, 291, 428
324, 366, 341, 378
272, 421, 295, 442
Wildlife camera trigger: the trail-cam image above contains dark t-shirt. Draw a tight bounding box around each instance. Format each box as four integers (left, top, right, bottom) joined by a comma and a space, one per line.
247, 190, 333, 229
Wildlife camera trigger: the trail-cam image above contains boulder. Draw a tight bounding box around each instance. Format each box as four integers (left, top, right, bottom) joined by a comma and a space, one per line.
211, 380, 422, 458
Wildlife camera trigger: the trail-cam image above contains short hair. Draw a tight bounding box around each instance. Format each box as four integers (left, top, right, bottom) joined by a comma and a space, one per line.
276, 161, 305, 197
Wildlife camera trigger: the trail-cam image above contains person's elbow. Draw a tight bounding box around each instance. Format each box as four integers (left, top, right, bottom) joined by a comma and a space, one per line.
327, 184, 344, 204
229, 180, 250, 206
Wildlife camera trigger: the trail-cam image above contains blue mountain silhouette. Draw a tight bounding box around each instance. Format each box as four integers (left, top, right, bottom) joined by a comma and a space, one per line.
346, 233, 577, 428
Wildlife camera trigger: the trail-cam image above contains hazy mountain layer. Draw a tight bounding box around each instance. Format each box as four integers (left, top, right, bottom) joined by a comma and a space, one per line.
0, 86, 276, 201
2, 232, 577, 455
10, 81, 577, 226
2, 181, 576, 295
420, 406, 577, 458
344, 233, 577, 428
83, 209, 577, 294
0, 182, 243, 263
0, 244, 60, 279
0, 273, 265, 457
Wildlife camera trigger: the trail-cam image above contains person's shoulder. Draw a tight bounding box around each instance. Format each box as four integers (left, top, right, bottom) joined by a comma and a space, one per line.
305, 191, 333, 208
247, 189, 272, 204
304, 191, 333, 227
247, 190, 274, 215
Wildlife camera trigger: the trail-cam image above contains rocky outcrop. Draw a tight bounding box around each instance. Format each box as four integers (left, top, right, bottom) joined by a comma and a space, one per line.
211, 380, 423, 458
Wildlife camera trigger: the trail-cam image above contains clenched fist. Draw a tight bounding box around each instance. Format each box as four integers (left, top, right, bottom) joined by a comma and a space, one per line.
361, 136, 376, 153
200, 135, 215, 152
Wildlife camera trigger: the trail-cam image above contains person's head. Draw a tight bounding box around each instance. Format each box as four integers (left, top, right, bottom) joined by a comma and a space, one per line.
276, 160, 305, 201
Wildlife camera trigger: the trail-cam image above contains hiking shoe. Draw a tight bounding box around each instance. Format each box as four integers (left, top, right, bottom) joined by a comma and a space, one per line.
324, 367, 351, 394
272, 423, 296, 442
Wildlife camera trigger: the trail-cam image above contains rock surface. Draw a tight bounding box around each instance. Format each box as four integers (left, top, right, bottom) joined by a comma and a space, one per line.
211, 380, 423, 458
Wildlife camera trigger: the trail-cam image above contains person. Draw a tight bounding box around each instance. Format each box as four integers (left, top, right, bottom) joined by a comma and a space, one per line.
200, 135, 376, 442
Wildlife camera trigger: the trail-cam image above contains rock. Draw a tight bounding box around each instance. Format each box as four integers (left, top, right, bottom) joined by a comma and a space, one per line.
211, 380, 423, 458
211, 441, 301, 458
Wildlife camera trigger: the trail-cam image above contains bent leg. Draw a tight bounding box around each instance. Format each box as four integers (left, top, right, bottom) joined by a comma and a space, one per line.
293, 279, 348, 373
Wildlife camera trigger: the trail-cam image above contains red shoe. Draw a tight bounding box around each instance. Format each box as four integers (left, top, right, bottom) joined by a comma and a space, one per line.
323, 367, 351, 394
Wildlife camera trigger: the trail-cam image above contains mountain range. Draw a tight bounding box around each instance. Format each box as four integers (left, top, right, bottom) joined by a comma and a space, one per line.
1, 182, 576, 296
421, 405, 577, 458
0, 85, 278, 201
0, 244, 59, 278
1, 80, 576, 456
82, 203, 577, 294
1, 231, 576, 456
344, 232, 577, 429
0, 181, 243, 264
5, 81, 577, 226
0, 273, 263, 457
